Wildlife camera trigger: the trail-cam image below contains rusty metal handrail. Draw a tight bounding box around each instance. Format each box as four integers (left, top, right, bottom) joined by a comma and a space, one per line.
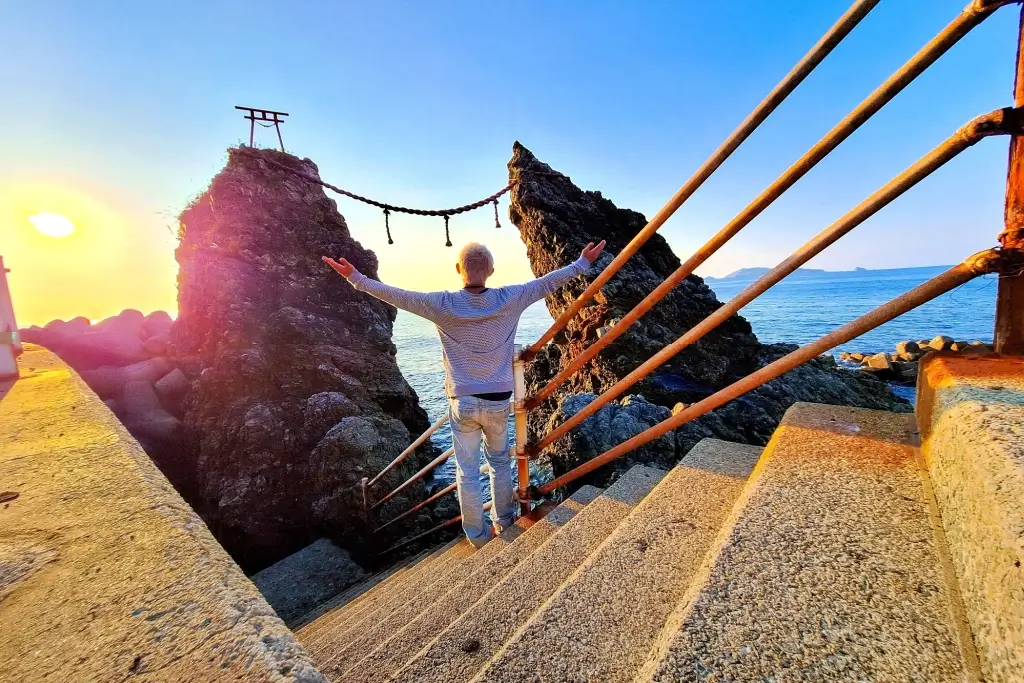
368, 413, 449, 489
527, 107, 1023, 456
518, 0, 881, 363
380, 501, 493, 555
370, 446, 454, 511
536, 250, 1001, 495
525, 0, 1015, 409
374, 463, 490, 532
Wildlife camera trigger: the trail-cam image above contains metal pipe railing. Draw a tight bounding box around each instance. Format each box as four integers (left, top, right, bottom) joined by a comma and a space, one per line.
517, 0, 881, 363
370, 446, 454, 511
367, 414, 449, 489
536, 249, 1001, 495
527, 107, 1022, 456
374, 463, 490, 532
525, 0, 1015, 409
379, 502, 493, 555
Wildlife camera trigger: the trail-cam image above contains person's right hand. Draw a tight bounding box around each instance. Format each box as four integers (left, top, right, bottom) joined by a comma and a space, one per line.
322, 256, 355, 277
581, 240, 606, 264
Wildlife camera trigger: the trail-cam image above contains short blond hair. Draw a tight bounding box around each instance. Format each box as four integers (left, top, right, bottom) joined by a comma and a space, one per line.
458, 242, 494, 285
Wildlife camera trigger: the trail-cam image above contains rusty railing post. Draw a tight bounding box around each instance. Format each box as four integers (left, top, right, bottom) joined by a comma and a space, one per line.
360, 476, 371, 527
997, 5, 1024, 355
513, 345, 531, 515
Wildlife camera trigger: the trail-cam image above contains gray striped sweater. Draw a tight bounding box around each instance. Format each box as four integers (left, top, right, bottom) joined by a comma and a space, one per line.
346, 256, 591, 397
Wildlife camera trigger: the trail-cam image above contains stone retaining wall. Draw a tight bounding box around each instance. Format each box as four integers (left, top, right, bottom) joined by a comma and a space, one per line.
0, 345, 327, 682
917, 353, 1024, 683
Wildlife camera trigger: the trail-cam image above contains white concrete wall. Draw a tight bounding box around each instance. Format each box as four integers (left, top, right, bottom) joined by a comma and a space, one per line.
0, 345, 328, 682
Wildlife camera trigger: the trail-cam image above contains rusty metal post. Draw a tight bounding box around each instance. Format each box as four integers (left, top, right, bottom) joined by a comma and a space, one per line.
998, 5, 1024, 355
513, 345, 531, 515
360, 476, 371, 526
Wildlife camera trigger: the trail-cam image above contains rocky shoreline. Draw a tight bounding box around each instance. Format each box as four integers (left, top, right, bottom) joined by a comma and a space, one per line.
840, 335, 994, 386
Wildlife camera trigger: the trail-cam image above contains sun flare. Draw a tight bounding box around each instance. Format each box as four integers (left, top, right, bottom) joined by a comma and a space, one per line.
28, 212, 76, 238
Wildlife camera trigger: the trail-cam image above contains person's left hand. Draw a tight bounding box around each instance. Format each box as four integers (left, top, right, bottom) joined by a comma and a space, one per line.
581, 240, 606, 264
322, 256, 355, 277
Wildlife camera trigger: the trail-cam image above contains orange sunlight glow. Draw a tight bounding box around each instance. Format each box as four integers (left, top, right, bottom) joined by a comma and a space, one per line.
28, 212, 76, 238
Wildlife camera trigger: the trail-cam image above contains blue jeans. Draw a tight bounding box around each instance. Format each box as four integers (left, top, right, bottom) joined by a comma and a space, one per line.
449, 396, 515, 548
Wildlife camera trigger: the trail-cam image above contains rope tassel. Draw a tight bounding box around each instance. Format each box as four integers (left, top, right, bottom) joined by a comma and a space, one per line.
383, 208, 393, 244
493, 199, 501, 229
443, 215, 452, 247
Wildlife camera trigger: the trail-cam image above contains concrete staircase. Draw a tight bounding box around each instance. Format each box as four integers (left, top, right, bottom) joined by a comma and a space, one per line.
296, 401, 1019, 683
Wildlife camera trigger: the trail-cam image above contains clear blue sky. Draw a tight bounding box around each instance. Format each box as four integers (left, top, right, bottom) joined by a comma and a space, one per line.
2, 0, 1021, 323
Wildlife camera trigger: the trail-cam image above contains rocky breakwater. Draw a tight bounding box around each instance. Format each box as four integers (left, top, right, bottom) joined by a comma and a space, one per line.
169, 147, 436, 571
841, 336, 995, 385
20, 310, 190, 488
507, 142, 908, 486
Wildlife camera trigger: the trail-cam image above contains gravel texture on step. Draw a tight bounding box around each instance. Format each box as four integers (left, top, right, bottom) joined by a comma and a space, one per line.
297, 541, 451, 649
388, 465, 665, 683
475, 439, 762, 683
304, 538, 470, 657
318, 512, 545, 678
341, 486, 603, 683
637, 403, 972, 683
293, 548, 428, 632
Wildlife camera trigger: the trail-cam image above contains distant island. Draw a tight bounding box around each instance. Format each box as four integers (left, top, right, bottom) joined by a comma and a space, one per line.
703, 264, 949, 282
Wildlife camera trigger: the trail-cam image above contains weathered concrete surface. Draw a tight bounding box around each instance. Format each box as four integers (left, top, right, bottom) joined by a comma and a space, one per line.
341, 486, 603, 683
476, 440, 761, 683
0, 346, 326, 682
389, 466, 664, 683
291, 548, 429, 632
637, 403, 975, 683
295, 543, 450, 647
316, 511, 547, 678
917, 354, 1024, 683
251, 539, 366, 626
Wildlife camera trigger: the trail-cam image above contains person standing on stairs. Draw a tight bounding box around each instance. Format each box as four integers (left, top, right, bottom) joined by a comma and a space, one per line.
323, 239, 605, 548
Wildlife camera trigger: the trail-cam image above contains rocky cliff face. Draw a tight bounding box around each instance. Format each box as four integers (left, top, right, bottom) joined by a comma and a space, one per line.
508, 142, 908, 485
171, 147, 434, 571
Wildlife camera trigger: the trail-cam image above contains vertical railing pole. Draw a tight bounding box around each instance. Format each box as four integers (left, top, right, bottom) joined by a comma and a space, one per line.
513, 345, 530, 516
997, 5, 1024, 355
360, 476, 371, 527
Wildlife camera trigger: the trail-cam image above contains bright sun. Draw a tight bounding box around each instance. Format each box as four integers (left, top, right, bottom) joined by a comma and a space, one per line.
28, 212, 76, 238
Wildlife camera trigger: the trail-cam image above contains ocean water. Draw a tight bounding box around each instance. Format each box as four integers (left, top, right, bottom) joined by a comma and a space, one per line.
393, 265, 998, 487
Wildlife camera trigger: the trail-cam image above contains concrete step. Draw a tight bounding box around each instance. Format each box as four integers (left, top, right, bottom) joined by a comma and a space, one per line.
314, 508, 550, 678
301, 538, 465, 655
473, 439, 762, 683
635, 403, 979, 683
296, 541, 451, 650
293, 547, 430, 633
917, 354, 1024, 682
387, 464, 666, 683
340, 486, 605, 683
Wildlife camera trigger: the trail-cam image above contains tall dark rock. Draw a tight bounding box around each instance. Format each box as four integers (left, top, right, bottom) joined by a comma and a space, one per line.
171, 147, 435, 571
508, 142, 908, 485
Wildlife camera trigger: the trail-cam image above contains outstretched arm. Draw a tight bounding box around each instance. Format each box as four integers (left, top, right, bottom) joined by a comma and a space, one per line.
323, 256, 446, 322
513, 240, 606, 308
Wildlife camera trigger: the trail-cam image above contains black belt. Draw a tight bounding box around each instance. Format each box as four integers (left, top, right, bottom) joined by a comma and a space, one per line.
465, 391, 513, 401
